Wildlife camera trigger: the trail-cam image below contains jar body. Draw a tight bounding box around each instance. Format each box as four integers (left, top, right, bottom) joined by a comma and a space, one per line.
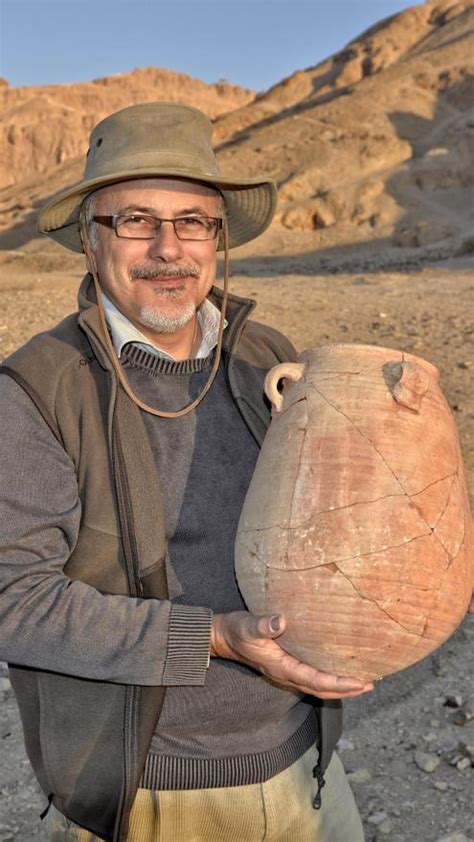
235, 344, 473, 680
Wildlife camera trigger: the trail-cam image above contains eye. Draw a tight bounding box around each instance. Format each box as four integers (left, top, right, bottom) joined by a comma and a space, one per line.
115, 214, 158, 238
123, 214, 151, 226
181, 217, 204, 226
117, 214, 156, 233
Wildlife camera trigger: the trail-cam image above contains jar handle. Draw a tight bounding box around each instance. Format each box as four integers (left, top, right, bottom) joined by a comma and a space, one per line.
264, 363, 305, 413
383, 360, 430, 413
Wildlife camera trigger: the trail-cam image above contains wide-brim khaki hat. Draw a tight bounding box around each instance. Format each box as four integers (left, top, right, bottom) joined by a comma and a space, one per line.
38, 102, 277, 252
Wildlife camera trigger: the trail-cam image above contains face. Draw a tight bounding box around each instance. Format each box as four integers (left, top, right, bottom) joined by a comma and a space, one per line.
82, 178, 220, 338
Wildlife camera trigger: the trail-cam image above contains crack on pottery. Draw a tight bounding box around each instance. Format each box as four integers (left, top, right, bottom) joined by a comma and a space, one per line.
239, 490, 419, 534
422, 470, 466, 567
332, 562, 425, 636
433, 515, 465, 569
409, 472, 459, 561
238, 491, 426, 532
321, 530, 432, 565
409, 469, 457, 500
311, 383, 459, 545
398, 449, 459, 544
432, 472, 457, 531
288, 398, 309, 529
294, 491, 406, 521
388, 619, 436, 670
305, 371, 362, 384
240, 529, 433, 570
311, 383, 410, 497
276, 396, 307, 418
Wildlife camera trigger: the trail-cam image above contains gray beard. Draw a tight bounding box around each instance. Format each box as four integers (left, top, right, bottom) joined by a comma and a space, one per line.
130, 265, 201, 334
138, 300, 197, 334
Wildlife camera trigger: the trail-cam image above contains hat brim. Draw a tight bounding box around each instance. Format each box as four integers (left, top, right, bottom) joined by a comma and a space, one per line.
38, 168, 277, 252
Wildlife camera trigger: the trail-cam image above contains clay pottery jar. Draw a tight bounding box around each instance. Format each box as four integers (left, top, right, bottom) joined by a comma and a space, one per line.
235, 344, 473, 681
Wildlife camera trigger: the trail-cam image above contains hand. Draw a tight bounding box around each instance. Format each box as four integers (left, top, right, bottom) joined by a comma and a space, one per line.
468, 590, 474, 614
210, 611, 374, 700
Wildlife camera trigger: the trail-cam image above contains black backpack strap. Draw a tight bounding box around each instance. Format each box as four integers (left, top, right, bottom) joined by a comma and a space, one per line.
311, 698, 343, 809
0, 365, 63, 445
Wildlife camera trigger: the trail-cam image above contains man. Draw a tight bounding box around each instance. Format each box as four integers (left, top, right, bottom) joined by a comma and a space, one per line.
0, 103, 373, 842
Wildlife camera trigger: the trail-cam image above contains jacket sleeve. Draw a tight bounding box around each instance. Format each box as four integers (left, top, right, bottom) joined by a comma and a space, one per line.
0, 376, 212, 685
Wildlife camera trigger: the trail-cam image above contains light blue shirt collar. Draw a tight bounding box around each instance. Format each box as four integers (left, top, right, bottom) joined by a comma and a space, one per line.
101, 292, 227, 362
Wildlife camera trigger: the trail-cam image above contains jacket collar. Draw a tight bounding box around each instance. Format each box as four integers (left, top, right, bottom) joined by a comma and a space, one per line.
77, 273, 256, 367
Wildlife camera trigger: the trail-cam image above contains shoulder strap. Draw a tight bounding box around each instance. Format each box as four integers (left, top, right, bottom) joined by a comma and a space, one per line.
0, 365, 63, 445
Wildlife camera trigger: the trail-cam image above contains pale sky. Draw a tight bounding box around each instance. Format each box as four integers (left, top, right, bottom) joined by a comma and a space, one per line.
1, 0, 416, 92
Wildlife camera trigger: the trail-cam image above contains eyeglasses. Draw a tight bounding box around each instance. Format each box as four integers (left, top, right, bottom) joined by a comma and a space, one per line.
93, 214, 222, 241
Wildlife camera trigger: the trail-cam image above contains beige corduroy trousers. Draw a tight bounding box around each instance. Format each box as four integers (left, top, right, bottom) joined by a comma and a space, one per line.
45, 747, 364, 841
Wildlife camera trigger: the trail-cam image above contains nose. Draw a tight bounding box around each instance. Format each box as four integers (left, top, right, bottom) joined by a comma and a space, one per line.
147, 220, 185, 261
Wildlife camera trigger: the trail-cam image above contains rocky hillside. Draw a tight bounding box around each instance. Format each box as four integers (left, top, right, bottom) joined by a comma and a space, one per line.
214, 0, 474, 263
0, 67, 254, 190
1, 0, 473, 267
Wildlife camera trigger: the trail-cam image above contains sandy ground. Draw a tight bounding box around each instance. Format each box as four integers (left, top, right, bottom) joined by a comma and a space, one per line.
0, 257, 473, 841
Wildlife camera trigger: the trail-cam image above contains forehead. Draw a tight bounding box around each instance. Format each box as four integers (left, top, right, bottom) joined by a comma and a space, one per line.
91, 177, 220, 211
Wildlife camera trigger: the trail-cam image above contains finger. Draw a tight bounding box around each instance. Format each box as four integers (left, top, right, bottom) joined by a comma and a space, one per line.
295, 685, 374, 699
312, 679, 374, 696
273, 652, 371, 693
267, 673, 374, 699
254, 613, 287, 639
307, 687, 374, 699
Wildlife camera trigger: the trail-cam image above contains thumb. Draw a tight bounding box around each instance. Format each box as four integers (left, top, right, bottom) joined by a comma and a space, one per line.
255, 613, 286, 639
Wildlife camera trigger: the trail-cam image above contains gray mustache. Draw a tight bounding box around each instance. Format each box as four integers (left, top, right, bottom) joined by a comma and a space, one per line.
129, 264, 200, 280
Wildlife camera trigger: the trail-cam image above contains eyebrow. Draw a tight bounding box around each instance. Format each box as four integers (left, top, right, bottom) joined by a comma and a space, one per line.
116, 204, 214, 217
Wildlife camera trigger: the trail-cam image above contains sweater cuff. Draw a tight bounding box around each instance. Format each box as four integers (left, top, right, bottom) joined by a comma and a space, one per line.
162, 604, 213, 686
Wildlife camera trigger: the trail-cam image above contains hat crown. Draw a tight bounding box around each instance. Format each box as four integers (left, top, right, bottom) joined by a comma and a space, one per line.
85, 102, 220, 181
38, 101, 277, 253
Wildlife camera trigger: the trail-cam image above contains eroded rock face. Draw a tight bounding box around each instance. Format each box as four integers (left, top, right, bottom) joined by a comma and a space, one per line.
235, 344, 473, 681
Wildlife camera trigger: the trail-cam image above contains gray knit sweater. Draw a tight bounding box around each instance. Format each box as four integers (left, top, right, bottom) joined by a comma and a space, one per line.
121, 346, 316, 789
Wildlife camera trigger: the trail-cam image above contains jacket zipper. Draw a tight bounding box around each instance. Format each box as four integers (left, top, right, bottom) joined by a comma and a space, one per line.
112, 415, 143, 842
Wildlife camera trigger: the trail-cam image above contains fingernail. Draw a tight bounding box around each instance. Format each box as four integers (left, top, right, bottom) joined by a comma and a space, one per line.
269, 614, 281, 633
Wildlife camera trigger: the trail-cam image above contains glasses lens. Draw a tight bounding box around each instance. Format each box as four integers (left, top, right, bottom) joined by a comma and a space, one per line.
175, 217, 218, 240
116, 215, 157, 238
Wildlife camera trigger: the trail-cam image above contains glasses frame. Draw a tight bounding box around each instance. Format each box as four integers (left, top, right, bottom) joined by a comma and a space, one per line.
93, 214, 223, 241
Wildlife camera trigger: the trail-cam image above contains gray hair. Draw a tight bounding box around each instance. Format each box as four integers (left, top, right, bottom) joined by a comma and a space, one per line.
79, 191, 99, 251
79, 186, 226, 253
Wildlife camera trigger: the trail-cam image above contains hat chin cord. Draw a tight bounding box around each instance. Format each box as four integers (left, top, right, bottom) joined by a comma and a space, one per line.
90, 218, 230, 418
